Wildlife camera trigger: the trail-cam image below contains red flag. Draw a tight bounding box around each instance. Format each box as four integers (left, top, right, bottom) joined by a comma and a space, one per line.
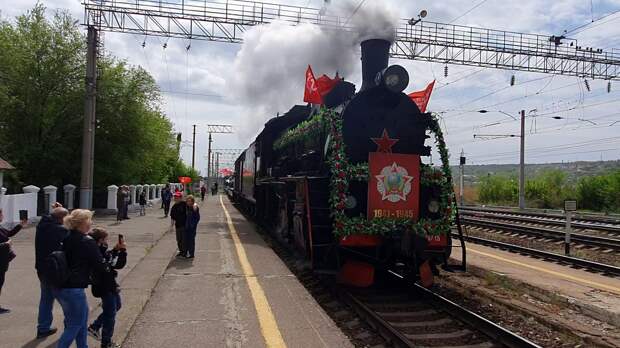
304, 65, 322, 104
316, 74, 340, 99
219, 168, 233, 176
407, 80, 435, 112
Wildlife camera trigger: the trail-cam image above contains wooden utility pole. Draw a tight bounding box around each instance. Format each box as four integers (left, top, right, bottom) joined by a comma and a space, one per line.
191, 125, 196, 170
459, 149, 465, 206
79, 26, 98, 209
519, 110, 526, 210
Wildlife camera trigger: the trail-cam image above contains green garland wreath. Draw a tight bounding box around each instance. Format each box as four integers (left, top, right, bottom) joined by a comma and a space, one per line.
273, 112, 328, 150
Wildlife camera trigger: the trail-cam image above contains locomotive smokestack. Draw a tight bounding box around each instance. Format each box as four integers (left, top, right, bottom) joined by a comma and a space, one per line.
360, 39, 391, 91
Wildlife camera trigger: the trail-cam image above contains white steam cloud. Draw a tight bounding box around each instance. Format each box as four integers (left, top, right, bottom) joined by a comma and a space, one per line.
226, 0, 399, 139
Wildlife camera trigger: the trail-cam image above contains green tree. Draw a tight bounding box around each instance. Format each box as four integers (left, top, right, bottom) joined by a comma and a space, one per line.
526, 170, 574, 208
0, 5, 182, 195
478, 174, 518, 205
577, 170, 620, 212
0, 5, 85, 190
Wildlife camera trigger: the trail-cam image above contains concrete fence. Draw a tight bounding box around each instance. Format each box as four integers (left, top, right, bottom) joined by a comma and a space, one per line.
0, 183, 178, 225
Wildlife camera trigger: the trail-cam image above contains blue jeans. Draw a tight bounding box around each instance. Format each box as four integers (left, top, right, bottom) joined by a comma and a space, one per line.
184, 227, 196, 257
37, 275, 56, 332
91, 291, 122, 344
53, 288, 89, 348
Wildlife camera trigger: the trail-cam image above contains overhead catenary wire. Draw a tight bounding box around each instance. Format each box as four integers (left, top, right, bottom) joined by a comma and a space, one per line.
564, 8, 620, 35
449, 0, 490, 24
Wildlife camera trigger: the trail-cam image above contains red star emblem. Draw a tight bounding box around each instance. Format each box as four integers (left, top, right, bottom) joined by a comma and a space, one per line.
371, 129, 399, 153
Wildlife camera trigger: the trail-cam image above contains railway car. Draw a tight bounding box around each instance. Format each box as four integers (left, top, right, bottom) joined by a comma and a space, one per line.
232, 38, 466, 286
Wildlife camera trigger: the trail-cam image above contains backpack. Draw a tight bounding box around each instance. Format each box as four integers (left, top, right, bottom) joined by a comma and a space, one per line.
40, 250, 70, 288
90, 269, 106, 298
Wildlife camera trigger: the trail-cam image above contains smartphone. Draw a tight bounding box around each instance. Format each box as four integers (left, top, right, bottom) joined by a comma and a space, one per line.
19, 210, 28, 221
118, 234, 124, 243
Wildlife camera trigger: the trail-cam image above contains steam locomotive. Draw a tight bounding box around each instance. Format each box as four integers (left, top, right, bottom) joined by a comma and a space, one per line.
231, 39, 465, 285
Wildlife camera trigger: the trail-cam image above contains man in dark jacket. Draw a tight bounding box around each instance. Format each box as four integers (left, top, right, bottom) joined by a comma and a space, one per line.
0, 208, 27, 314
34, 205, 69, 338
162, 185, 172, 217
87, 228, 127, 348
170, 192, 187, 257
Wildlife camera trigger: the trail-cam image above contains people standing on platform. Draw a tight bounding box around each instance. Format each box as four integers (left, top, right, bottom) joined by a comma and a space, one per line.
170, 192, 187, 258
116, 188, 124, 222
34, 203, 69, 338
162, 184, 172, 218
200, 185, 206, 202
55, 209, 109, 348
121, 186, 130, 220
139, 190, 147, 216
0, 208, 27, 314
184, 195, 200, 259
87, 228, 127, 348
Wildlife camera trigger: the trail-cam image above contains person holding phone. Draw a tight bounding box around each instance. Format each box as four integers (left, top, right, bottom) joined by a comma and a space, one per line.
0, 208, 28, 314
87, 228, 127, 348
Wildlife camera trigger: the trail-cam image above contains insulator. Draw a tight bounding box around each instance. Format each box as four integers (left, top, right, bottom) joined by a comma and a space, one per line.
510, 75, 515, 86
444, 65, 448, 77
608, 81, 612, 93
584, 79, 590, 92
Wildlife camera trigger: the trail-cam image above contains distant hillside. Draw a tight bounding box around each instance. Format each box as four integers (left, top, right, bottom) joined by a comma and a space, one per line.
451, 160, 620, 185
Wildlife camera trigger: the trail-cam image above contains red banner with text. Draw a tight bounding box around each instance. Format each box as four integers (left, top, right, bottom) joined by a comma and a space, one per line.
367, 152, 420, 220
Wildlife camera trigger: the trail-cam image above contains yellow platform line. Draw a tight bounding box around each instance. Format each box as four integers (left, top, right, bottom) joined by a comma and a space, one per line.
219, 195, 287, 348
468, 247, 620, 295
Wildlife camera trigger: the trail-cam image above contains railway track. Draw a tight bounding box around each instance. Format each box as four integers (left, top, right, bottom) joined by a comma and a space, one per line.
456, 233, 620, 276
340, 271, 541, 348
460, 215, 620, 251
460, 207, 620, 234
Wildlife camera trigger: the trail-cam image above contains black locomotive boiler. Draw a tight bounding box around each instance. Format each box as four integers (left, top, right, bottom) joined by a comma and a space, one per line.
231, 39, 465, 286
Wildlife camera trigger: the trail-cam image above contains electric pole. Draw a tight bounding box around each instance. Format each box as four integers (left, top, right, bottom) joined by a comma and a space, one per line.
207, 132, 212, 180
459, 149, 465, 206
191, 124, 196, 170
519, 109, 526, 210
205, 125, 233, 190
215, 152, 220, 190
79, 26, 98, 210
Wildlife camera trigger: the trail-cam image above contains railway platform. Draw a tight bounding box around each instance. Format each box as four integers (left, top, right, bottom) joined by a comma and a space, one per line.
450, 242, 620, 326
0, 196, 353, 348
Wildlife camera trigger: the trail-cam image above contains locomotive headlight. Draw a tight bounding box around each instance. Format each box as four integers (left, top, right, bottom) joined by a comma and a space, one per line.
375, 65, 409, 93
428, 200, 440, 214
345, 195, 357, 209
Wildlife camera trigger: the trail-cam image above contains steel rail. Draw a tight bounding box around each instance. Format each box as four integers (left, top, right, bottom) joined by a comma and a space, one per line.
457, 234, 620, 276
339, 290, 415, 348
460, 209, 620, 234
460, 206, 620, 225
461, 216, 620, 250
387, 271, 542, 348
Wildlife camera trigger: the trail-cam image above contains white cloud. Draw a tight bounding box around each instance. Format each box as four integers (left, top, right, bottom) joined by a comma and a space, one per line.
1, 0, 619, 168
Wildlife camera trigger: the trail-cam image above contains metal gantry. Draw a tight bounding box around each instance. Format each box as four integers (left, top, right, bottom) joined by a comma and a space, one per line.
83, 0, 620, 80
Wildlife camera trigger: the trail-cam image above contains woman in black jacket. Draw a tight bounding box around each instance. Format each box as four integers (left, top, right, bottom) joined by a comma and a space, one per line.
0, 208, 27, 314
55, 209, 108, 348
87, 228, 127, 348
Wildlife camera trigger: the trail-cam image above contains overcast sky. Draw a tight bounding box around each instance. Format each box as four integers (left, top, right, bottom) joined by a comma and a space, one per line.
2, 0, 620, 174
